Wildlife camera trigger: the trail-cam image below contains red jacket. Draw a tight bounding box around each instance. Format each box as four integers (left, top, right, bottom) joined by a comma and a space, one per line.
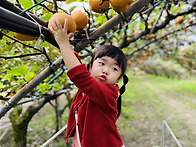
66, 64, 124, 147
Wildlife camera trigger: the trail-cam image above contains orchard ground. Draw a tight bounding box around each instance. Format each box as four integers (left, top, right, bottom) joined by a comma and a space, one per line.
1, 73, 196, 147
118, 73, 196, 147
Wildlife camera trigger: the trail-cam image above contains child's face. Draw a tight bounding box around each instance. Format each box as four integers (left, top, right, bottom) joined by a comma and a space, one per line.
90, 56, 122, 85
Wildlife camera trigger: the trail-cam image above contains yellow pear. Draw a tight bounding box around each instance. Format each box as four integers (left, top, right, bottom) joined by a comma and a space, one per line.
48, 13, 76, 35
71, 10, 88, 30
110, 0, 132, 12
89, 0, 109, 13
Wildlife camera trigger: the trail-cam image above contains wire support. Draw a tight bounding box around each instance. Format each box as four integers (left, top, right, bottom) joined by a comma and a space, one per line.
41, 125, 67, 147
161, 120, 183, 147
18, 0, 48, 16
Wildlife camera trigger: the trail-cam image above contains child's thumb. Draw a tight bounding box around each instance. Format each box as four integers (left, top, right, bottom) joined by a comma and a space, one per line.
68, 32, 74, 39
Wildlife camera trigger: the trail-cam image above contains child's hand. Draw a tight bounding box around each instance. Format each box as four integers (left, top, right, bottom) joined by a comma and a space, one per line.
50, 18, 73, 47
50, 17, 80, 70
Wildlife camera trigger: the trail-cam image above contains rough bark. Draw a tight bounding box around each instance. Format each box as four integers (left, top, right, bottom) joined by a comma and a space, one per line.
9, 94, 57, 147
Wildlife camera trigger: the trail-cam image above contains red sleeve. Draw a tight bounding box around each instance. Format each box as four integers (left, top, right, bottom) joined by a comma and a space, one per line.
74, 52, 82, 63
67, 64, 119, 110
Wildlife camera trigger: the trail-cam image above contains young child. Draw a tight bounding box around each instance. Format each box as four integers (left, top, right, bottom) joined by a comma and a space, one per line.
50, 18, 128, 147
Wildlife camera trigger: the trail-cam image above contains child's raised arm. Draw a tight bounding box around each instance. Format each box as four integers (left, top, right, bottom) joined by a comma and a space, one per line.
50, 18, 81, 70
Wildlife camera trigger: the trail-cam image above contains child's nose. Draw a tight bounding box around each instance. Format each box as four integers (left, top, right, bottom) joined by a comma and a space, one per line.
103, 68, 109, 75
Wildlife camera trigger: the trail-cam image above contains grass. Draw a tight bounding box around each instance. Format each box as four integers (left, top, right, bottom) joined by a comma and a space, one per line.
146, 74, 196, 96
120, 73, 170, 118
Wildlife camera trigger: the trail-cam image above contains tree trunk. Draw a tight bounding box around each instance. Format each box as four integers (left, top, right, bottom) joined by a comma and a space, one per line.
9, 106, 28, 147
9, 95, 57, 147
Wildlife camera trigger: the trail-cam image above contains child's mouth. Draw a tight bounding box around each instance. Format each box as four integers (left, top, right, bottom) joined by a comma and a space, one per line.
99, 75, 107, 81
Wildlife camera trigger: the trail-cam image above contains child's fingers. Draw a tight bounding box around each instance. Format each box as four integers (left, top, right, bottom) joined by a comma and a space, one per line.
56, 17, 62, 29
52, 20, 57, 30
63, 18, 68, 30
50, 26, 54, 34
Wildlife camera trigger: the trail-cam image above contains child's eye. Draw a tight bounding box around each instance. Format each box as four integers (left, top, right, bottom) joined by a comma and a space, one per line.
113, 67, 118, 71
99, 62, 104, 66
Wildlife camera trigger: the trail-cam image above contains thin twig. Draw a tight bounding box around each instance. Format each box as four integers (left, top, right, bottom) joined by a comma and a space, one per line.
0, 52, 44, 59
1, 32, 42, 52
32, 0, 55, 13
43, 47, 53, 64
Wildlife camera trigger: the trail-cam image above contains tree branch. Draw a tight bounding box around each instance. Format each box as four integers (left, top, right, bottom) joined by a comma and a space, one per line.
120, 7, 196, 48
0, 52, 44, 59
126, 22, 196, 59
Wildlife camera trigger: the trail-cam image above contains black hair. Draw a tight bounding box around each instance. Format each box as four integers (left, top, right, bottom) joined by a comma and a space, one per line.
117, 74, 128, 118
88, 45, 128, 118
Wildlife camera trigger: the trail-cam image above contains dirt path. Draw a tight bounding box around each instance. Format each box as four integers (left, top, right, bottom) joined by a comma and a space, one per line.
151, 88, 196, 147
158, 90, 196, 135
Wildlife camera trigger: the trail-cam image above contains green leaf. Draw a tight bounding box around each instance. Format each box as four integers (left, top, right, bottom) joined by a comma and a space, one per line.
11, 81, 17, 85
7, 85, 20, 93
66, 0, 78, 4
51, 84, 61, 91
17, 79, 25, 84
69, 6, 77, 12
0, 74, 3, 79
31, 65, 40, 72
139, 22, 145, 30
41, 13, 53, 21
9, 64, 29, 76
4, 43, 15, 52
19, 0, 33, 11
0, 82, 3, 89
38, 83, 52, 93
25, 72, 36, 82
96, 16, 107, 24
4, 74, 12, 81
